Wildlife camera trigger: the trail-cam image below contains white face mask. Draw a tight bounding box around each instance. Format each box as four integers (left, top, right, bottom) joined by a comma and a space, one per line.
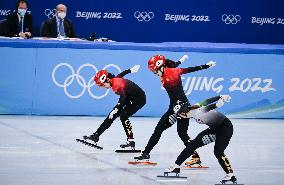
18, 9, 27, 17
57, 12, 66, 19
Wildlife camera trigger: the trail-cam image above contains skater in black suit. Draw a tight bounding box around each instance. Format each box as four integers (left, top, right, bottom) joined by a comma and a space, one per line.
164, 95, 237, 184
83, 65, 146, 150
135, 54, 216, 165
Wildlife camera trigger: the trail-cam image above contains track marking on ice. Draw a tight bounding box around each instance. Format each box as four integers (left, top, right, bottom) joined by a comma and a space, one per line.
0, 121, 165, 185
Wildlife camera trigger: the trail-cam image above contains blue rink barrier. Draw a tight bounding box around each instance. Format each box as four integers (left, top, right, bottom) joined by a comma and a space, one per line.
0, 39, 284, 118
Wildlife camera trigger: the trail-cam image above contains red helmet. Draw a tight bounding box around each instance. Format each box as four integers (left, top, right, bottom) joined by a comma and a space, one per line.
148, 55, 166, 72
94, 70, 108, 86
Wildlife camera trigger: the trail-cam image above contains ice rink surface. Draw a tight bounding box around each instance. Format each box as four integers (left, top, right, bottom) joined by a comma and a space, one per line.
0, 115, 283, 185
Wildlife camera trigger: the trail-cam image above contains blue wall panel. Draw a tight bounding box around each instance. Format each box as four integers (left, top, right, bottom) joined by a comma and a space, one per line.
0, 42, 283, 118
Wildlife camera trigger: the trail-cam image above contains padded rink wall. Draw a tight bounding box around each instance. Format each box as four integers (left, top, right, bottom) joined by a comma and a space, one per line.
0, 40, 284, 118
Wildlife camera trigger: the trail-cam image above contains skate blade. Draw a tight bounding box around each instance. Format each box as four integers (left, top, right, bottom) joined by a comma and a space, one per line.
115, 149, 141, 153
128, 161, 157, 165
157, 175, 187, 182
182, 165, 209, 169
76, 139, 103, 150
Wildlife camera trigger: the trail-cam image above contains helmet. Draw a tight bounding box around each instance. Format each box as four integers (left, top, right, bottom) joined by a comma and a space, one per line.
94, 70, 108, 86
148, 55, 166, 72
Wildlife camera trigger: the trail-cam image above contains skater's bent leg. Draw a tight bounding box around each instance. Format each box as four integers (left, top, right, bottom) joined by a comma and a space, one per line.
123, 93, 146, 117
120, 96, 146, 140
177, 118, 190, 146
175, 140, 201, 165
143, 112, 174, 154
214, 119, 234, 174
120, 112, 134, 139
216, 153, 233, 174
177, 119, 201, 159
175, 128, 213, 165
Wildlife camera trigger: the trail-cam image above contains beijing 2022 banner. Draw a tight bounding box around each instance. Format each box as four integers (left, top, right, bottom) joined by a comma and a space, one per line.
0, 46, 283, 118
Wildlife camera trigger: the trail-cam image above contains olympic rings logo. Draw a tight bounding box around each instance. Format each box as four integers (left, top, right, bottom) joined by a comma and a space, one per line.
134, 11, 154, 22
52, 63, 121, 99
44, 9, 56, 19
222, 14, 241, 24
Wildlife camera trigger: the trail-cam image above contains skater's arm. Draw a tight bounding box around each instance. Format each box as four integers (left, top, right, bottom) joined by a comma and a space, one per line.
204, 95, 232, 111
197, 96, 221, 106
107, 104, 123, 120
204, 104, 218, 111
180, 61, 216, 74
116, 69, 131, 78
116, 93, 126, 109
180, 64, 209, 74
165, 59, 181, 68
116, 65, 140, 78
166, 55, 189, 68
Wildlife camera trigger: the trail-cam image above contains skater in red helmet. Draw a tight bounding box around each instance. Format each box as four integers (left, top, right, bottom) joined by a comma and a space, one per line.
83, 65, 145, 150
135, 54, 216, 164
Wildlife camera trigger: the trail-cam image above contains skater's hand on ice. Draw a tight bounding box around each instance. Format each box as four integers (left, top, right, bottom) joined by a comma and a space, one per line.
220, 95, 231, 103
179, 55, 188, 63
130, 65, 140, 73
109, 108, 119, 119
206, 61, 216, 68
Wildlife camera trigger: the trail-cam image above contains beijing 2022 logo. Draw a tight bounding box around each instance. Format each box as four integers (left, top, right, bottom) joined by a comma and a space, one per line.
222, 14, 241, 24
44, 9, 56, 19
134, 11, 154, 22
52, 63, 121, 99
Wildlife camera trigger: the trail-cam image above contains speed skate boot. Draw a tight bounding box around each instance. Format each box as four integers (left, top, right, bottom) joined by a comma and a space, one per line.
83, 133, 99, 143
134, 152, 150, 161
185, 151, 202, 166
164, 165, 181, 175
157, 164, 186, 179
120, 139, 136, 150
220, 173, 237, 184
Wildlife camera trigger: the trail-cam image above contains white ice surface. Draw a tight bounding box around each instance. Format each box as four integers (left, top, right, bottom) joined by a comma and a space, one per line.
0, 116, 283, 185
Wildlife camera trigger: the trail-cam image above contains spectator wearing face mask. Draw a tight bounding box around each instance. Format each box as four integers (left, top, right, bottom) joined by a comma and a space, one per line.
6, 0, 33, 38
40, 4, 76, 38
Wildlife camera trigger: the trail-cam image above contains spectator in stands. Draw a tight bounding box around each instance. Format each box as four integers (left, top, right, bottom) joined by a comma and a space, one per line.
41, 4, 76, 38
6, 0, 33, 38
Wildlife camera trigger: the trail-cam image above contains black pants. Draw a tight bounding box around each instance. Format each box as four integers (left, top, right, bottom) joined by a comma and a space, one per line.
143, 108, 190, 154
175, 118, 234, 174
96, 91, 146, 139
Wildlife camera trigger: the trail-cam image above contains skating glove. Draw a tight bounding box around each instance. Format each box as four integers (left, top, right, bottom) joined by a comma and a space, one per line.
216, 95, 231, 108
179, 55, 189, 63
109, 108, 119, 119
216, 99, 225, 108
220, 95, 232, 102
206, 61, 216, 68
130, 65, 140, 73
